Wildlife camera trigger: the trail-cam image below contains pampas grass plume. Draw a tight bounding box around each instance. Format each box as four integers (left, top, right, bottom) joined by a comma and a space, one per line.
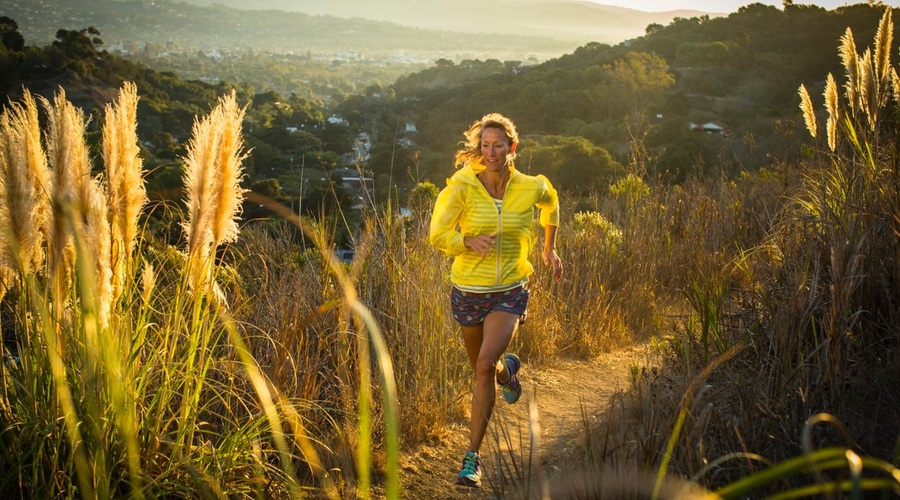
839, 27, 860, 114
83, 179, 113, 327
798, 84, 817, 139
45, 88, 113, 326
0, 90, 51, 296
44, 89, 83, 306
859, 48, 875, 130
824, 73, 840, 152
103, 82, 147, 300
873, 8, 892, 109
181, 91, 249, 299
891, 68, 900, 111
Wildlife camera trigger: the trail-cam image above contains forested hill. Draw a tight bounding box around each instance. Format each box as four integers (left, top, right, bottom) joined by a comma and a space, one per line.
174, 0, 713, 45
356, 3, 899, 185
1, 2, 897, 198
6, 0, 577, 57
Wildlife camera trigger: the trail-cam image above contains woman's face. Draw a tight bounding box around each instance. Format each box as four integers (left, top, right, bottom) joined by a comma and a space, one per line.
480, 127, 512, 170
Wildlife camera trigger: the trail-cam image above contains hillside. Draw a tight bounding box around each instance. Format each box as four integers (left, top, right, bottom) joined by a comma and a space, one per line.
5, 0, 579, 59
344, 3, 899, 185
175, 0, 716, 45
5, 2, 894, 192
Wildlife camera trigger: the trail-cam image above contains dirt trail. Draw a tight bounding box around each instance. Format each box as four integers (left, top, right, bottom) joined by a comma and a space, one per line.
398, 343, 650, 499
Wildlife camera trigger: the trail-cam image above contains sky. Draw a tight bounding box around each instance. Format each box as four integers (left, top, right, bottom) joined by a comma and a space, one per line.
586, 0, 900, 13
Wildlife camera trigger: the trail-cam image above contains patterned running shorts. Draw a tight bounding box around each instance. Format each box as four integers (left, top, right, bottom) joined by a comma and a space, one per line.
450, 286, 529, 327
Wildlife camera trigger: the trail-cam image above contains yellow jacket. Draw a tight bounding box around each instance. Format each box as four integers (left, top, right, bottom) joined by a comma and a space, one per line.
429, 163, 559, 287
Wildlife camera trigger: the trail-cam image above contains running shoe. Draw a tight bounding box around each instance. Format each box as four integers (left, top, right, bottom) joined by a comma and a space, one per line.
500, 353, 522, 404
455, 451, 481, 488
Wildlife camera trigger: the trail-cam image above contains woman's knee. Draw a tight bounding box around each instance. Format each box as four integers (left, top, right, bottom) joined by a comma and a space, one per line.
474, 356, 500, 380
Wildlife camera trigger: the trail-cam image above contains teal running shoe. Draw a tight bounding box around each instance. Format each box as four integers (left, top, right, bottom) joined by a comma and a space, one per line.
455, 451, 481, 488
500, 353, 522, 404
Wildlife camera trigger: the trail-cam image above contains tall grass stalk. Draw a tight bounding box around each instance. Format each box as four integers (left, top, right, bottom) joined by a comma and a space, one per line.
177, 90, 241, 463
28, 276, 95, 496
45, 89, 118, 496
235, 192, 402, 498
99, 81, 147, 494
315, 204, 401, 499
103, 81, 147, 304
346, 197, 465, 445
711, 446, 900, 499
181, 90, 247, 302
652, 346, 740, 500
44, 89, 93, 318
0, 90, 50, 298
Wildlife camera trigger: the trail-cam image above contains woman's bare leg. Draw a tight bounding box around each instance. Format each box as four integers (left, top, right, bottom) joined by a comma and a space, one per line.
460, 311, 519, 453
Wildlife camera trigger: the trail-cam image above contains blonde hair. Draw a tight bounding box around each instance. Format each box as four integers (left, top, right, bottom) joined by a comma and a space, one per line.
453, 112, 519, 168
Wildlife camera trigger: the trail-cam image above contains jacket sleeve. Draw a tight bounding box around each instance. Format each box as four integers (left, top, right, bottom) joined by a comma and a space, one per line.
535, 174, 560, 227
429, 181, 468, 255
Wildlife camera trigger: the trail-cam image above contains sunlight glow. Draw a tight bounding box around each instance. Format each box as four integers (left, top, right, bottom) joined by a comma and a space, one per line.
584, 0, 883, 14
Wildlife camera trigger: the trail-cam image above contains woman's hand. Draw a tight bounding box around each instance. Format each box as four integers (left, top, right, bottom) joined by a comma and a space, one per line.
543, 248, 563, 281
464, 234, 496, 257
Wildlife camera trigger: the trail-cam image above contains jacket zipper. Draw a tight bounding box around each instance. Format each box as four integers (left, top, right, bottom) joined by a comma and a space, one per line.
475, 169, 512, 286
495, 200, 502, 285
494, 174, 512, 286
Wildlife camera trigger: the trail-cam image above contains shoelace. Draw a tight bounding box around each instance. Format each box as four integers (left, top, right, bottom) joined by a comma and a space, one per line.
461, 454, 479, 474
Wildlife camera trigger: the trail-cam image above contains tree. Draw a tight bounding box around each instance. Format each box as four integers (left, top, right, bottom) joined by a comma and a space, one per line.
150, 131, 180, 159
602, 52, 675, 117
0, 16, 25, 83
645, 23, 664, 35
675, 41, 730, 67
365, 141, 416, 179
250, 178, 281, 198
49, 27, 105, 74
649, 123, 714, 183
302, 181, 353, 219
519, 136, 623, 194
52, 27, 103, 60
0, 17, 24, 52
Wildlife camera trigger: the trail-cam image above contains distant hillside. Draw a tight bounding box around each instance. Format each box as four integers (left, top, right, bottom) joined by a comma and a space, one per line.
331, 2, 896, 184
6, 0, 585, 59
175, 0, 716, 45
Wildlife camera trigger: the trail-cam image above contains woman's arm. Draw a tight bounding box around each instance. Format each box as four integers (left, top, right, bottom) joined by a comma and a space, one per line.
542, 224, 563, 281
429, 184, 467, 255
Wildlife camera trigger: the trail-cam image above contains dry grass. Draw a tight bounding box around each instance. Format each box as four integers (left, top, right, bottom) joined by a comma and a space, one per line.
4, 13, 900, 494
572, 8, 900, 496
0, 85, 359, 498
